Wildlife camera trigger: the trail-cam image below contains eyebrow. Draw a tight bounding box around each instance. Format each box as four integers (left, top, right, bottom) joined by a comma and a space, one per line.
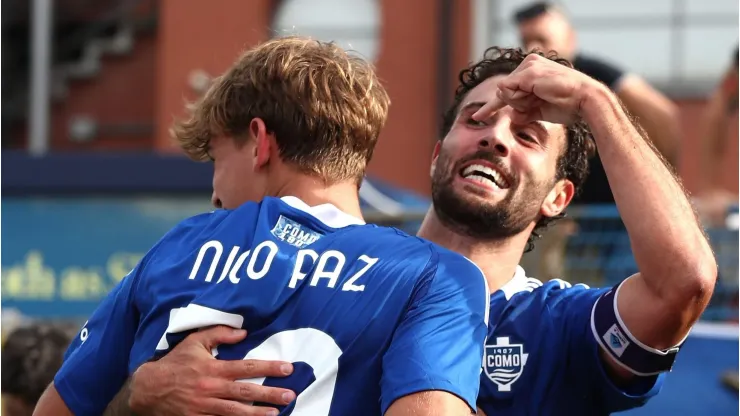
460, 100, 551, 136
459, 101, 487, 114
521, 120, 550, 139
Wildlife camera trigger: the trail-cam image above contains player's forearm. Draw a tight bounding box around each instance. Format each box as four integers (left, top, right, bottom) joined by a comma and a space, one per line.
614, 76, 683, 166
385, 391, 474, 416
619, 93, 680, 166
581, 84, 717, 306
33, 383, 74, 416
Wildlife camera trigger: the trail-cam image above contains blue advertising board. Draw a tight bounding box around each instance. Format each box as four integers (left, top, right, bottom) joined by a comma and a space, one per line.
1, 196, 211, 318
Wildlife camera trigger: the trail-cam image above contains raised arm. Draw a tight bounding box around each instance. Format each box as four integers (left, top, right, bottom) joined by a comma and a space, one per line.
614, 75, 681, 165
579, 67, 717, 379
583, 78, 716, 316
473, 53, 717, 382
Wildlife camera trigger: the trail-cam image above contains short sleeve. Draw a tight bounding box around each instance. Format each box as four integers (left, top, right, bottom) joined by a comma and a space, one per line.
545, 282, 665, 412
53, 262, 144, 416
380, 250, 489, 413
573, 55, 626, 91
54, 211, 221, 415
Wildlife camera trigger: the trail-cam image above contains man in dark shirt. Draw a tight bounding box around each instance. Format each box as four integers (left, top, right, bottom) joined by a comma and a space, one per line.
513, 2, 680, 204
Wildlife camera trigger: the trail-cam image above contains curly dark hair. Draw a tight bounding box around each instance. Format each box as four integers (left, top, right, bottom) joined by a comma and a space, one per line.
440, 46, 595, 252
2, 323, 73, 407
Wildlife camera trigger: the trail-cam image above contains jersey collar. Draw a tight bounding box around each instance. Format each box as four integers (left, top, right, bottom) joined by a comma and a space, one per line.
280, 196, 366, 229
497, 265, 530, 300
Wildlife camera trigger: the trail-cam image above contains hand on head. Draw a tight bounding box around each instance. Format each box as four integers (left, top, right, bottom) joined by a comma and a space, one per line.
472, 54, 602, 125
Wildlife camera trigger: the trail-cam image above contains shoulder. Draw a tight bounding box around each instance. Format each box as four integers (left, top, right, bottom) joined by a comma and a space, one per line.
573, 53, 625, 89
429, 245, 487, 282
158, 210, 233, 244
361, 227, 452, 265
573, 54, 623, 73
494, 268, 607, 313
382, 237, 488, 303
163, 198, 273, 242
424, 246, 489, 312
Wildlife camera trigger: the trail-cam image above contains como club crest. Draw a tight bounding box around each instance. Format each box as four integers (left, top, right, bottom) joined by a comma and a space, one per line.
484, 337, 529, 392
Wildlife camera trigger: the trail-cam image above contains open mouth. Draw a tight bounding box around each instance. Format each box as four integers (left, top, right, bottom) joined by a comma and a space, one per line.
459, 162, 511, 190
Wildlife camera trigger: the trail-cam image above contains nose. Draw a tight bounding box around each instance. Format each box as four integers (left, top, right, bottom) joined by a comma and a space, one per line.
478, 129, 510, 158
211, 192, 222, 209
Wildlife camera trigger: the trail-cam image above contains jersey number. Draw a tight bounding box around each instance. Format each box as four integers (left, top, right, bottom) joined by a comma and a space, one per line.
157, 304, 342, 415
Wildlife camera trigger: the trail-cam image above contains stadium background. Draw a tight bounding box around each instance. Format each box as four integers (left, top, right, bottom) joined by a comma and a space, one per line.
1, 0, 737, 414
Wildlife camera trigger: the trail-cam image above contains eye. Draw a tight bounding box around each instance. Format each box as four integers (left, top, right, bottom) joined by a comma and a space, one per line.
516, 131, 536, 142
466, 118, 487, 127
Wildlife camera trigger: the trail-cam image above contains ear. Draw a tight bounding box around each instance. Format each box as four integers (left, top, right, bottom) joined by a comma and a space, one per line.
540, 178, 574, 219
249, 118, 272, 171
430, 141, 442, 178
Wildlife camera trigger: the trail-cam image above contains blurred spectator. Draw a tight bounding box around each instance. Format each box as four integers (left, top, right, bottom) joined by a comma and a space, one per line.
513, 2, 682, 282
694, 45, 739, 228
2, 324, 72, 416
514, 1, 681, 195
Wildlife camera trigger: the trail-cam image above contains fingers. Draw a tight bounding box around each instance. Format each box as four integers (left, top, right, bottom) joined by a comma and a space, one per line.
471, 95, 505, 121
197, 377, 296, 406
509, 108, 539, 125
472, 87, 539, 121
214, 359, 294, 380
202, 398, 280, 416
186, 326, 247, 351
499, 89, 540, 113
497, 70, 535, 96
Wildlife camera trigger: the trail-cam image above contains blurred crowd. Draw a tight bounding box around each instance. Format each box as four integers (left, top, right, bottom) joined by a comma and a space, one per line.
1, 324, 74, 416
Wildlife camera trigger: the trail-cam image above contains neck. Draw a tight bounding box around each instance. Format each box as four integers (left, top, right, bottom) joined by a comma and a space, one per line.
270, 175, 364, 220
417, 207, 532, 293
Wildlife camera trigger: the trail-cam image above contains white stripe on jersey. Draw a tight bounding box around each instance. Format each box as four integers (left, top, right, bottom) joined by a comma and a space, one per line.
550, 278, 591, 290
499, 266, 589, 300
462, 256, 491, 326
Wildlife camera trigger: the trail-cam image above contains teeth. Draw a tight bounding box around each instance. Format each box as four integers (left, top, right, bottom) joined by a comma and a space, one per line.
462, 164, 508, 188
466, 174, 501, 189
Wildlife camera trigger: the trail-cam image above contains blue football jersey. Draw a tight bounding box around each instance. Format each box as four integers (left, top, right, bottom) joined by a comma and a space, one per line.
54, 196, 489, 416
478, 267, 665, 416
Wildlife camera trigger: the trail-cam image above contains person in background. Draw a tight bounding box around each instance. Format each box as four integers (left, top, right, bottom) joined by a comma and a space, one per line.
514, 1, 680, 175
513, 1, 683, 283
2, 324, 72, 416
694, 45, 738, 227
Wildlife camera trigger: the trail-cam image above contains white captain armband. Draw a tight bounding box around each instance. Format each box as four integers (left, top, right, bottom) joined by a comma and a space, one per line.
590, 279, 683, 376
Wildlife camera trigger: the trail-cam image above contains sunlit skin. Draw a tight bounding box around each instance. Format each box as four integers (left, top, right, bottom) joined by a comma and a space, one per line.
427, 75, 574, 246
207, 120, 269, 210
206, 119, 363, 221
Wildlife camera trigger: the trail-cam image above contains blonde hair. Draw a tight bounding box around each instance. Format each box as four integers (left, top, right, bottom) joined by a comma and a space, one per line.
172, 36, 390, 184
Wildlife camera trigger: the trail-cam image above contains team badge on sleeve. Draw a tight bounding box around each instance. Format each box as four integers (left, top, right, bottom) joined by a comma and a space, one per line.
484, 337, 529, 392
